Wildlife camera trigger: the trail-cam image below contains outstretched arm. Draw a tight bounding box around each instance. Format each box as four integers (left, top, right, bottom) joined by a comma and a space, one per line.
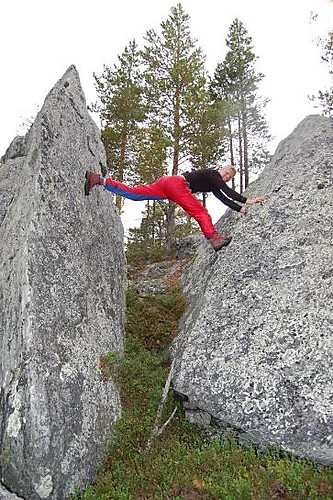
217, 179, 247, 204
211, 171, 268, 213
212, 189, 243, 212
211, 173, 246, 211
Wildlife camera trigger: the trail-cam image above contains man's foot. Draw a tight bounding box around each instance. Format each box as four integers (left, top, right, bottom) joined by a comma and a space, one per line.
207, 232, 232, 251
84, 171, 102, 196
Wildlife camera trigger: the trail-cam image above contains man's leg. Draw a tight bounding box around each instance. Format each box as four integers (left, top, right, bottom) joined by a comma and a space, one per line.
85, 172, 231, 250
103, 177, 165, 201
85, 171, 165, 201
157, 176, 231, 249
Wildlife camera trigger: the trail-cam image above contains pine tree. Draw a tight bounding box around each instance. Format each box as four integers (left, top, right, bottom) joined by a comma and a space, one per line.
210, 19, 271, 192
93, 40, 145, 212
141, 2, 209, 251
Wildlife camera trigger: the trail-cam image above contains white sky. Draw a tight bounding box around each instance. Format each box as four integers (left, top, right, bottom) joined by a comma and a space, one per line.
1, 0, 332, 232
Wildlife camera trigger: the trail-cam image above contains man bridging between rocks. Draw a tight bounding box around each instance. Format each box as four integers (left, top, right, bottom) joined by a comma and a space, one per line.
84, 166, 268, 251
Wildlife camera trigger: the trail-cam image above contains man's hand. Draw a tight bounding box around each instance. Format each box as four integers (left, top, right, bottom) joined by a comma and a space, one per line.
246, 195, 269, 206
240, 195, 268, 214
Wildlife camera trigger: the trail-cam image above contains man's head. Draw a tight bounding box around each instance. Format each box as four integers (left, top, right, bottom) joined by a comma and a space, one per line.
218, 165, 236, 182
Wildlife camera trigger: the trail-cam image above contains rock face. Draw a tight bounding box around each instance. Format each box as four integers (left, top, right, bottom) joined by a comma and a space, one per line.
173, 115, 333, 465
0, 485, 23, 500
0, 66, 126, 498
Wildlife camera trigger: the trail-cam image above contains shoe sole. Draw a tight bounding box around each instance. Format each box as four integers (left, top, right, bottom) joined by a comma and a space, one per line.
84, 171, 90, 196
213, 238, 232, 251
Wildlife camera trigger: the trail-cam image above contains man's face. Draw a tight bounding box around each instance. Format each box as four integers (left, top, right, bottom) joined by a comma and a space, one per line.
219, 167, 235, 182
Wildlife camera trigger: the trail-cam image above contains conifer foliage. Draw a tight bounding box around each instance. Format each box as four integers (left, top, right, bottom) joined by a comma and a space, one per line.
313, 30, 333, 116
93, 40, 145, 212
93, 6, 272, 259
210, 19, 271, 192
141, 3, 219, 251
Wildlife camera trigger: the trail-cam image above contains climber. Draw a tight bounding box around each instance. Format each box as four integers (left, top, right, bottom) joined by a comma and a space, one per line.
84, 166, 268, 251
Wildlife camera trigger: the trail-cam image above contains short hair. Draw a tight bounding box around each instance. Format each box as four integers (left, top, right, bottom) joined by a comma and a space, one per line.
222, 165, 237, 174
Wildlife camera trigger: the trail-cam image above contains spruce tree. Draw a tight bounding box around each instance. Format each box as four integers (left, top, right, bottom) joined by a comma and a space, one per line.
210, 19, 271, 192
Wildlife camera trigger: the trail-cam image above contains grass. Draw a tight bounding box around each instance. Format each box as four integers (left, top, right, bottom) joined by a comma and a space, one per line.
73, 284, 333, 500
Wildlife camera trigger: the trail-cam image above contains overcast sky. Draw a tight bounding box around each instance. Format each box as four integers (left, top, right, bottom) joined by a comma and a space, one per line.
1, 0, 332, 229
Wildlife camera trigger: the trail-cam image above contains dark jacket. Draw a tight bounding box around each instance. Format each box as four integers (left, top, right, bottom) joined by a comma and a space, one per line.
183, 169, 247, 212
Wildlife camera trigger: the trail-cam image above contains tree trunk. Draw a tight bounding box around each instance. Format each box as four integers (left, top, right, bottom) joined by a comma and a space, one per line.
166, 78, 181, 254
237, 112, 244, 193
241, 99, 249, 188
228, 118, 236, 190
151, 201, 156, 242
166, 201, 176, 254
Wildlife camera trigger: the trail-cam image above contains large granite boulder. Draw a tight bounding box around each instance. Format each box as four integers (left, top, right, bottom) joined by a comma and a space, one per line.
0, 66, 126, 499
0, 485, 23, 500
173, 115, 333, 465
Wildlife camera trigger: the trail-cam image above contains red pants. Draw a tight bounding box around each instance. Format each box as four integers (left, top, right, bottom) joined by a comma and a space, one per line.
104, 175, 216, 238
